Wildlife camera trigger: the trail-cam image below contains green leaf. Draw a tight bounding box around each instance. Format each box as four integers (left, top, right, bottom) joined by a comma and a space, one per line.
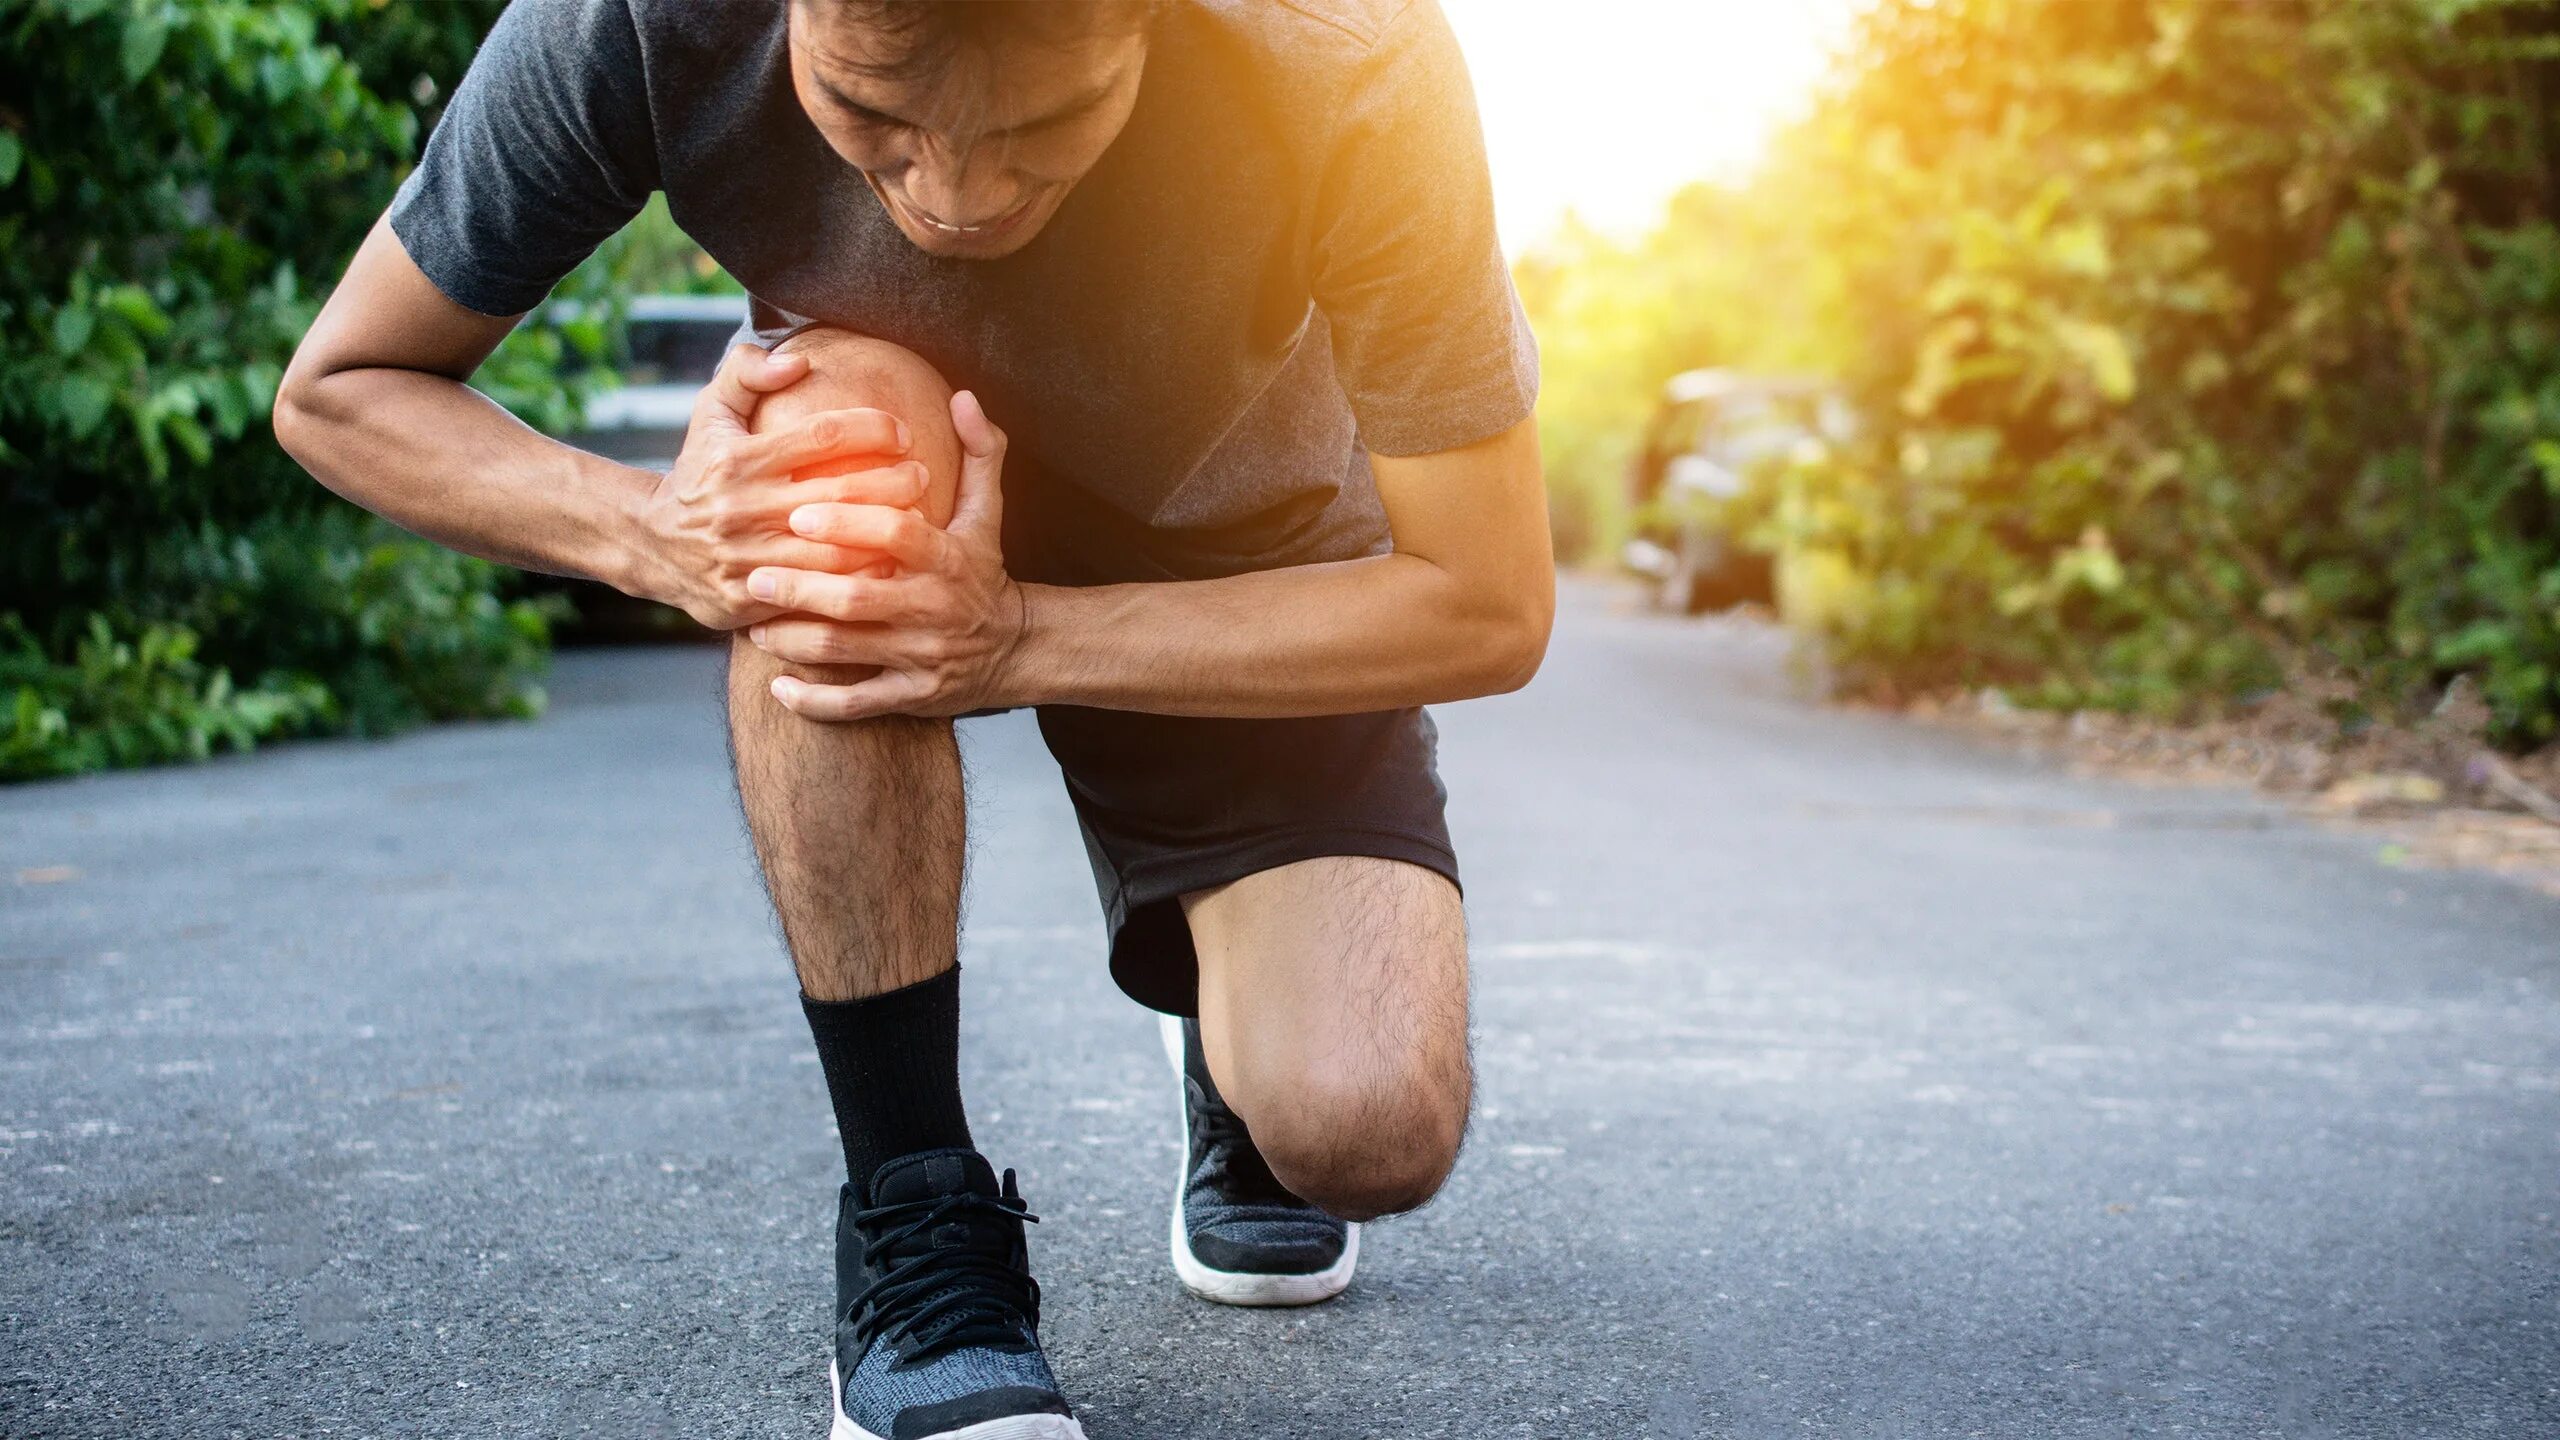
133, 409, 169, 480
164, 412, 213, 467
2531, 439, 2560, 496
0, 132, 21, 188
51, 306, 95, 356
49, 374, 115, 438
2049, 220, 2111, 277
121, 5, 172, 83
101, 286, 171, 337
2053, 319, 2137, 404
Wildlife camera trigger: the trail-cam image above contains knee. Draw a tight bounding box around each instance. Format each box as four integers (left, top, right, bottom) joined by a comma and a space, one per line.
725, 631, 956, 742
759, 328, 961, 528
1237, 1060, 1470, 1222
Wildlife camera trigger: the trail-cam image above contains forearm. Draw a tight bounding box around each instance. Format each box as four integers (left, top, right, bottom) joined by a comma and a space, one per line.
275, 364, 651, 590
1009, 552, 1549, 718
743, 411, 1550, 725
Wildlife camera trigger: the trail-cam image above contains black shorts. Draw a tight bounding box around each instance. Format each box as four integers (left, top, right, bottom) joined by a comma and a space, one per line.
994, 457, 1460, 1018
1027, 702, 1459, 1017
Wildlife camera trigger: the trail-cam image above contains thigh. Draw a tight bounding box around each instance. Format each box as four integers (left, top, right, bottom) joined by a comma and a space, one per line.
1181, 855, 1469, 1114
1042, 703, 1457, 1017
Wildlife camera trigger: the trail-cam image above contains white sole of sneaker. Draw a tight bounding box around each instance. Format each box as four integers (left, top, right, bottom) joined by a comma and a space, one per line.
1158, 1014, 1361, 1308
828, 1359, 1086, 1440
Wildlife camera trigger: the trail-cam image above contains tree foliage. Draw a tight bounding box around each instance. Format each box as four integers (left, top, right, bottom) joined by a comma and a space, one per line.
1526, 0, 2560, 746
0, 0, 666, 780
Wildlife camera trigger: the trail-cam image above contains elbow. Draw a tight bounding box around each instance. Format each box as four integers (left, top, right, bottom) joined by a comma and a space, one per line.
1492, 609, 1553, 695
272, 322, 356, 478
272, 359, 356, 501
1476, 585, 1554, 696
271, 380, 317, 470
271, 362, 325, 472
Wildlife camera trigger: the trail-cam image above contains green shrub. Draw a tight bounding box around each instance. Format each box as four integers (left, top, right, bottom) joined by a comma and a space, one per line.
0, 0, 652, 782
1, 615, 331, 779
1525, 0, 2560, 747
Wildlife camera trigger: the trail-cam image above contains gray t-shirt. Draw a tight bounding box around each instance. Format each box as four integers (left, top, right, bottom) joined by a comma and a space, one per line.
391, 0, 1538, 581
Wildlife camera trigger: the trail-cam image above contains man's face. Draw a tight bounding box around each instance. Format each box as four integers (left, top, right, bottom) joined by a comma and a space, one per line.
789, 8, 1147, 261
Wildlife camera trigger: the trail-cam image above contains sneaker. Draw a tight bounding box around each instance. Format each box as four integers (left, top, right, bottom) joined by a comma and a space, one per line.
828, 1149, 1083, 1440
1159, 1014, 1359, 1306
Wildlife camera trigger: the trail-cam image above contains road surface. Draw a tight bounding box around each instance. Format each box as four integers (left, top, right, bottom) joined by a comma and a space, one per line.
5, 582, 2555, 1437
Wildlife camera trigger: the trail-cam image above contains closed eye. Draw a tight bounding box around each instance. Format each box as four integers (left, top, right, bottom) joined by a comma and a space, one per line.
840, 100, 918, 133
817, 81, 920, 132
814, 69, 1125, 142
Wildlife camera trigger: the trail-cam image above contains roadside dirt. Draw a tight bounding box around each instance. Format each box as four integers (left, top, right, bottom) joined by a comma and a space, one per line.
1883, 681, 2560, 900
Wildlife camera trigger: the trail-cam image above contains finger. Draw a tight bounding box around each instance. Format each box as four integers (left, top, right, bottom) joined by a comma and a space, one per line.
738, 535, 890, 576
802, 460, 931, 512
745, 618, 896, 667
946, 389, 1007, 536
694, 344, 808, 436
745, 567, 930, 624
786, 503, 949, 571
722, 463, 928, 527
771, 669, 937, 723
735, 407, 911, 475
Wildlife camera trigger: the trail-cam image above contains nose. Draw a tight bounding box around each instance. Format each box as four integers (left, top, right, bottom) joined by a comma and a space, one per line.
897, 143, 1022, 231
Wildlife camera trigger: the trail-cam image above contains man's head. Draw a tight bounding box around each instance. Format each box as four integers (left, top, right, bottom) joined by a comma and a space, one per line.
789, 0, 1152, 261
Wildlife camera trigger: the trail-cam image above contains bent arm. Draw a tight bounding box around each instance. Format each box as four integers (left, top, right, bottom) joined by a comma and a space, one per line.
279, 218, 911, 633
1011, 418, 1553, 716
274, 217, 656, 589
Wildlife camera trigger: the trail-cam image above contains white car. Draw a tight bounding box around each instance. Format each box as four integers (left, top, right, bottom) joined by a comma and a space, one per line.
1623, 369, 1852, 614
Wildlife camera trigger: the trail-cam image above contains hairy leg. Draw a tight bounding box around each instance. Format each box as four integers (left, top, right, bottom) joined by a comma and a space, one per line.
1182, 857, 1472, 1221
726, 328, 963, 1001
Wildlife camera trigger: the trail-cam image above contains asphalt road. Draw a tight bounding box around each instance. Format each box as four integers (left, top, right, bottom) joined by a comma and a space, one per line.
5, 581, 2556, 1439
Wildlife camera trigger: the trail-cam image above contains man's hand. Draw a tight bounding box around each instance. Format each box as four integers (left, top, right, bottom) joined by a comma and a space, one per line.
626, 344, 930, 630
742, 390, 1027, 720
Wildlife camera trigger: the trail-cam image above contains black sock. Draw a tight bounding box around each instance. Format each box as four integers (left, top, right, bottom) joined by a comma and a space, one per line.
801, 967, 972, 1190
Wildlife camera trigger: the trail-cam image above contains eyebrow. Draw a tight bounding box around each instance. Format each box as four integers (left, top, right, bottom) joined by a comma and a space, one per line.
816, 69, 1125, 136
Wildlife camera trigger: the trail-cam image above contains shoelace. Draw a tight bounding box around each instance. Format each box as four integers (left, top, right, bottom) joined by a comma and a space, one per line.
1188, 1084, 1308, 1208
848, 1183, 1042, 1362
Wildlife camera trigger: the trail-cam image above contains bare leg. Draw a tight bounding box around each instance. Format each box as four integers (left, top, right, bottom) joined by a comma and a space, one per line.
1182, 856, 1472, 1221
726, 328, 963, 1001
739, 347, 1070, 1440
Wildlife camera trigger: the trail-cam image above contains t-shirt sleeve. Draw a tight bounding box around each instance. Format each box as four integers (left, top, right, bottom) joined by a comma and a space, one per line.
1309, 0, 1538, 458
387, 0, 658, 317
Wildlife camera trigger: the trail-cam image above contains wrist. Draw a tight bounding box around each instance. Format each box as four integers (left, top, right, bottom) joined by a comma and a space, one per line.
994, 581, 1064, 708
591, 460, 667, 601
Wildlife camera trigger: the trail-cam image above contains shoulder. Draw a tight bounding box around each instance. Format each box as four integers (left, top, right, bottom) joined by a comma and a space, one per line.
618, 0, 788, 79
622, 0, 783, 45
601, 0, 792, 150
1259, 0, 1416, 50
1172, 0, 1457, 159
1183, 0, 1438, 79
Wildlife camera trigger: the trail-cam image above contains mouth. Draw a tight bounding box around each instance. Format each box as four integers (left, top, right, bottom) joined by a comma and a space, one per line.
873, 182, 1041, 246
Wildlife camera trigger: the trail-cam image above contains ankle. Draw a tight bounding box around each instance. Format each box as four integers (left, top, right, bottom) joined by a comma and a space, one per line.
803, 968, 971, 1185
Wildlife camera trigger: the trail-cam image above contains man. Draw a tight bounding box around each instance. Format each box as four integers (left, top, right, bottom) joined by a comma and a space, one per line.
277, 0, 1548, 1434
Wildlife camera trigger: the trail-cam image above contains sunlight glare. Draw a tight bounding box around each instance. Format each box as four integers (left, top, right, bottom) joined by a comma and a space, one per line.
1444, 0, 1865, 252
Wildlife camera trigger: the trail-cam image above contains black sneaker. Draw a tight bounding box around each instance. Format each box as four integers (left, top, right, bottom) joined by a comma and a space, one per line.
1160, 1015, 1359, 1306
828, 1149, 1083, 1440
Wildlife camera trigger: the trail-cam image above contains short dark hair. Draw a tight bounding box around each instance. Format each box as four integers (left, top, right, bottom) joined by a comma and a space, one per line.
806, 0, 1152, 82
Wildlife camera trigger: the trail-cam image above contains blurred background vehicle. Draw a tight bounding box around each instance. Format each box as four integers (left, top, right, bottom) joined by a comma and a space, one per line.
556, 294, 751, 472
540, 294, 750, 640
1622, 369, 1850, 616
